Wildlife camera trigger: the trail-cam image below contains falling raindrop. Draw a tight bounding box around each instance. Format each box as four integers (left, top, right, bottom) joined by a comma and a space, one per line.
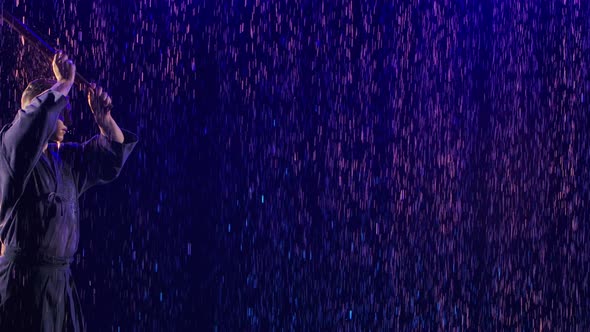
0, 0, 588, 330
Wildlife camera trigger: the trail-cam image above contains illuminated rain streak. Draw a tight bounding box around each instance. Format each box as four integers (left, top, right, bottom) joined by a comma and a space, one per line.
0, 0, 588, 330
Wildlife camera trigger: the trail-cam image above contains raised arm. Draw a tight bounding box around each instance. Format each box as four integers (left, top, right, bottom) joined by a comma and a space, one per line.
1, 91, 66, 180
68, 129, 138, 196
64, 83, 138, 195
88, 83, 124, 143
57, 82, 137, 195
0, 52, 75, 182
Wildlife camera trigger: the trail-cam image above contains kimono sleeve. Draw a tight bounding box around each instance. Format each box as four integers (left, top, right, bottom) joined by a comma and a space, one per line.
0, 90, 67, 183
65, 129, 138, 196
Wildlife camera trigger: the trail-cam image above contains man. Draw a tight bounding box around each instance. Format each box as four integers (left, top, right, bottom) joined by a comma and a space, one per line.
0, 51, 138, 331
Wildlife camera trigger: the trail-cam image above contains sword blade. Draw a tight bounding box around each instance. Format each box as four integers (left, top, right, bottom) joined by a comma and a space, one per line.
1, 9, 90, 87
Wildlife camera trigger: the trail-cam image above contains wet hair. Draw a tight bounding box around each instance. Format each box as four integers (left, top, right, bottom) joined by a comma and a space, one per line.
20, 78, 72, 126
21, 78, 57, 109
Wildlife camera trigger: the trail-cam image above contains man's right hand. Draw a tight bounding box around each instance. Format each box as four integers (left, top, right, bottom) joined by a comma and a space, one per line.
51, 51, 76, 96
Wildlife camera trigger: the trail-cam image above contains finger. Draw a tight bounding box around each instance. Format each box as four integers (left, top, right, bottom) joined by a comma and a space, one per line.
87, 94, 97, 113
106, 96, 112, 105
53, 53, 62, 66
88, 85, 95, 101
97, 86, 103, 96
62, 54, 68, 62
101, 92, 108, 101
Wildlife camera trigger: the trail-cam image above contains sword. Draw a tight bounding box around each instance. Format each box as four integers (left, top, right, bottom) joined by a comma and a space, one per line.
1, 8, 90, 87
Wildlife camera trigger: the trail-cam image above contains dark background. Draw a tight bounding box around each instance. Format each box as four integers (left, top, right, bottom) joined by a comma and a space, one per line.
1, 0, 590, 330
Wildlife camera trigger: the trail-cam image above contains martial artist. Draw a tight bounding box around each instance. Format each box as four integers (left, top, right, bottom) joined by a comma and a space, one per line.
0, 51, 138, 331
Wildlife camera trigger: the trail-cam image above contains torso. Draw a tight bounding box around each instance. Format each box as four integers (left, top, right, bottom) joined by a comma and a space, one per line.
12, 143, 80, 257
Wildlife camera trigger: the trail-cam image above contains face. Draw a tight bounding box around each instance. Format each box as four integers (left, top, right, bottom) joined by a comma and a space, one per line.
51, 102, 71, 143
21, 92, 71, 143
50, 118, 68, 143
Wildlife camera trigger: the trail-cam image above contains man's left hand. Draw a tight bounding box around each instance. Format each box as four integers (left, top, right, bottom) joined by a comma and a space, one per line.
88, 83, 113, 127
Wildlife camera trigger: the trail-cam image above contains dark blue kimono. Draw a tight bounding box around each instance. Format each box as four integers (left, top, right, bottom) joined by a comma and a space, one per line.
0, 90, 138, 331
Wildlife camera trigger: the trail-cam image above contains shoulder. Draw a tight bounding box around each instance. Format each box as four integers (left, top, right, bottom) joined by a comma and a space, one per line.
0, 122, 12, 138
0, 121, 16, 155
58, 141, 82, 148
57, 141, 82, 153
56, 141, 83, 161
